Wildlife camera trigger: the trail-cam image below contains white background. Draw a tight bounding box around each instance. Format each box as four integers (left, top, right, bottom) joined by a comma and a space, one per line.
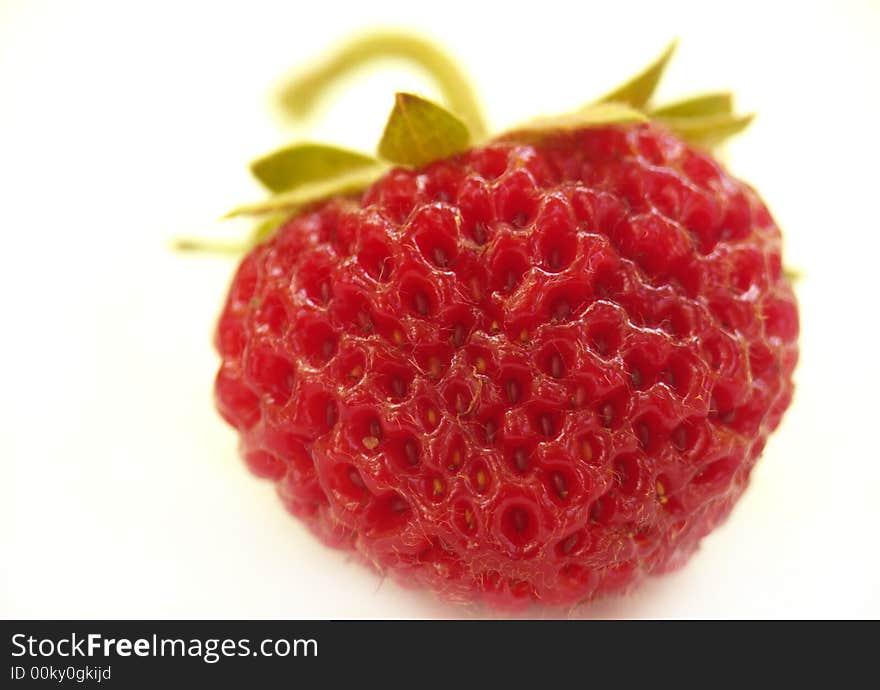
2, 0, 878, 619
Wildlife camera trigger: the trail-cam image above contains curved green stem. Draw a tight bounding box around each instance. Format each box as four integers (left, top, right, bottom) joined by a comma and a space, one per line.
278, 30, 488, 140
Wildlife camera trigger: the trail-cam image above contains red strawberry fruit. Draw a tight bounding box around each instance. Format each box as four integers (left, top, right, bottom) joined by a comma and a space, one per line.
209, 34, 798, 609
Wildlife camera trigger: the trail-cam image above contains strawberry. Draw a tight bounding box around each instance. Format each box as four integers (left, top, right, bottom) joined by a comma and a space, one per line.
208, 34, 798, 609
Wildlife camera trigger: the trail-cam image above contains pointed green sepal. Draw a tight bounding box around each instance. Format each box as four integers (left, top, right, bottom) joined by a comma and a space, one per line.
251, 143, 378, 193
377, 92, 471, 168
507, 102, 648, 142
226, 166, 386, 218
657, 112, 755, 146
651, 92, 733, 118
173, 214, 290, 255
598, 40, 678, 108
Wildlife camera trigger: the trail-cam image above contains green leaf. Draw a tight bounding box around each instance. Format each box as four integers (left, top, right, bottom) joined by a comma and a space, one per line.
598, 40, 678, 108
226, 166, 386, 218
507, 102, 648, 142
250, 143, 378, 193
378, 92, 471, 168
651, 92, 733, 119
657, 112, 754, 146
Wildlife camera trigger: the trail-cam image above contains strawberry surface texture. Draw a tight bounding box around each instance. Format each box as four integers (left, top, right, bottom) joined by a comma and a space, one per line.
214, 122, 798, 608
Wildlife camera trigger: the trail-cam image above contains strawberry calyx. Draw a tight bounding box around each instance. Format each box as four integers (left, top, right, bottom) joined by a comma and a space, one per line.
176, 33, 754, 250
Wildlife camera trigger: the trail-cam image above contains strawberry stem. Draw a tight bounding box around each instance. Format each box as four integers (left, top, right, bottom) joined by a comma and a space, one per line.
277, 30, 488, 140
